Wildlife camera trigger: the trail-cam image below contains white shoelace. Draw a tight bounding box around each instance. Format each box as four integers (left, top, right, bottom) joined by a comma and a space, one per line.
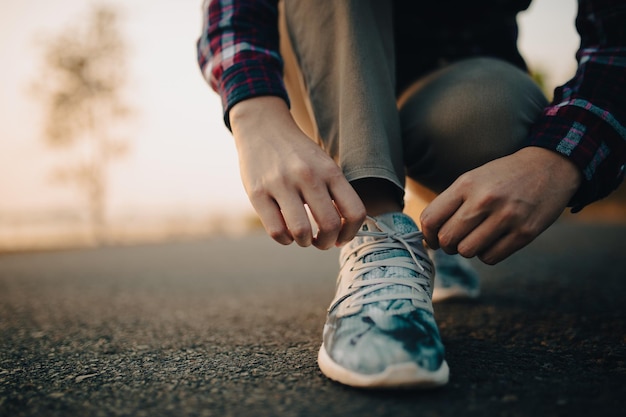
330, 219, 434, 314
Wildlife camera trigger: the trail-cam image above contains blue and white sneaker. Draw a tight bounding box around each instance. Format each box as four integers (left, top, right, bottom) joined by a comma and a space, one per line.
431, 249, 480, 303
317, 213, 449, 389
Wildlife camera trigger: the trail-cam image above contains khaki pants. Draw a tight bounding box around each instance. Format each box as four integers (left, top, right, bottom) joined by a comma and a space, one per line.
279, 1, 547, 215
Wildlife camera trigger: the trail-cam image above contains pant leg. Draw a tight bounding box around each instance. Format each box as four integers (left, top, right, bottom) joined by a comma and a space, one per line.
283, 0, 405, 194
278, 1, 318, 142
399, 57, 548, 193
282, 2, 547, 200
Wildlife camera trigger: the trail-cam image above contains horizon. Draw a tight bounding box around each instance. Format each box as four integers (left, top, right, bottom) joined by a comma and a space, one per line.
3, 0, 606, 250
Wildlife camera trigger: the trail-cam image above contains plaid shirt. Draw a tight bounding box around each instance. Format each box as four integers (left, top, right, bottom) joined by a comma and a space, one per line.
197, 0, 626, 211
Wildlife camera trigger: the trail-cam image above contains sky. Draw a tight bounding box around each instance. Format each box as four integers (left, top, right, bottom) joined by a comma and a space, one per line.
0, 0, 579, 220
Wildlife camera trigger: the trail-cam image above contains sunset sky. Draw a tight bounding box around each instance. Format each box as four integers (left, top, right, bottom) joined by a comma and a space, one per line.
0, 0, 579, 221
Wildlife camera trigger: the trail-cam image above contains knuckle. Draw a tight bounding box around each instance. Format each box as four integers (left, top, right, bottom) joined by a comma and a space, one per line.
247, 184, 267, 200
418, 212, 430, 227
292, 161, 315, 181
289, 224, 311, 241
457, 245, 475, 258
437, 232, 454, 249
268, 228, 290, 244
455, 173, 474, 189
318, 216, 342, 234
516, 224, 537, 242
477, 191, 499, 208
313, 239, 334, 250
326, 165, 344, 181
344, 205, 367, 224
479, 254, 498, 265
499, 205, 522, 223
420, 218, 433, 234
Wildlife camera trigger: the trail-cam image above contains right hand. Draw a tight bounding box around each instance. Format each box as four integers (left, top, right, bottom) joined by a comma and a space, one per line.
230, 96, 366, 249
420, 146, 581, 265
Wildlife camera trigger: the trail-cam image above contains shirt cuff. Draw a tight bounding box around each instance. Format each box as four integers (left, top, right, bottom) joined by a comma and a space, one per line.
526, 101, 626, 212
218, 61, 290, 130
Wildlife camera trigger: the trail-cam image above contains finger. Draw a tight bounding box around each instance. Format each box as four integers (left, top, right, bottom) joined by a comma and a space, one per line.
302, 188, 342, 250
420, 186, 464, 250
435, 203, 488, 254
476, 230, 532, 265
274, 194, 314, 247
455, 214, 509, 259
475, 221, 540, 264
249, 195, 294, 245
328, 179, 367, 246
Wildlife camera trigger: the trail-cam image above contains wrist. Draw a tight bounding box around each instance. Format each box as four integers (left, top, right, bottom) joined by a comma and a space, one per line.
230, 96, 292, 131
518, 146, 582, 193
229, 96, 308, 155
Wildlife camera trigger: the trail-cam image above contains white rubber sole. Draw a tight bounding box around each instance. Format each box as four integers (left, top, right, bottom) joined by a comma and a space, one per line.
318, 344, 449, 389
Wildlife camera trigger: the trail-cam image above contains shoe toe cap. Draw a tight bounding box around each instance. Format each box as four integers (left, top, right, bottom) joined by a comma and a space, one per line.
326, 317, 445, 374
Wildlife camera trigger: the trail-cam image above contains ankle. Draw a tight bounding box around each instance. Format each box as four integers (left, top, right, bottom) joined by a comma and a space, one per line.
351, 178, 404, 217
363, 201, 403, 217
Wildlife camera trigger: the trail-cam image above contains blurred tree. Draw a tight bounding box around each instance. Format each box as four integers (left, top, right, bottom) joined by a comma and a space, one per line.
34, 5, 132, 244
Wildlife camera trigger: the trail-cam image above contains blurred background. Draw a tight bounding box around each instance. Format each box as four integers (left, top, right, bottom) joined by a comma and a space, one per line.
0, 0, 623, 252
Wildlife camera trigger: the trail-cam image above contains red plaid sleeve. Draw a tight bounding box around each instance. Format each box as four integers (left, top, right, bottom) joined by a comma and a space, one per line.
526, 0, 626, 211
197, 0, 289, 129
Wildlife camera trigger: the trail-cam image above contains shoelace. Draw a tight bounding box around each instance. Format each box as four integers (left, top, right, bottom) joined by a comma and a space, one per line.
331, 218, 434, 314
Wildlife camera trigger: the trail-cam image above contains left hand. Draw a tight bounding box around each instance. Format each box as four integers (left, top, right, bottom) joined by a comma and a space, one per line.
420, 147, 582, 265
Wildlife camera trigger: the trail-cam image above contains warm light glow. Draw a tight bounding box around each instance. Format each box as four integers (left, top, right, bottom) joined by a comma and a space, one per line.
0, 0, 582, 249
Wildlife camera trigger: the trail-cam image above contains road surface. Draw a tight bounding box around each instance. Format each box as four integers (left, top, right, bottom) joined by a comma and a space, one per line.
1, 220, 625, 416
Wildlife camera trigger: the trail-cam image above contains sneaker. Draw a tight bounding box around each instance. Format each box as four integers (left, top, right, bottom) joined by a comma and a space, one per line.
317, 213, 449, 389
430, 249, 480, 303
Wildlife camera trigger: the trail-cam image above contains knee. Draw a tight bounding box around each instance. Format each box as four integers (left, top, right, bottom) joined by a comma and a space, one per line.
400, 58, 548, 192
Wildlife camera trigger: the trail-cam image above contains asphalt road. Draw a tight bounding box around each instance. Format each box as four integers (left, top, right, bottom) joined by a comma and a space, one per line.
1, 220, 625, 417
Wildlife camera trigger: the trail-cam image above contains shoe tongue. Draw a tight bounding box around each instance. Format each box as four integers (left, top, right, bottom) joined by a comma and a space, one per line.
362, 212, 418, 235
355, 213, 424, 312
356, 212, 420, 276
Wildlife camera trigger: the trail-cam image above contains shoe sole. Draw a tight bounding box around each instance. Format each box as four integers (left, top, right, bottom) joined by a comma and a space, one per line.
318, 344, 449, 389
432, 286, 480, 303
